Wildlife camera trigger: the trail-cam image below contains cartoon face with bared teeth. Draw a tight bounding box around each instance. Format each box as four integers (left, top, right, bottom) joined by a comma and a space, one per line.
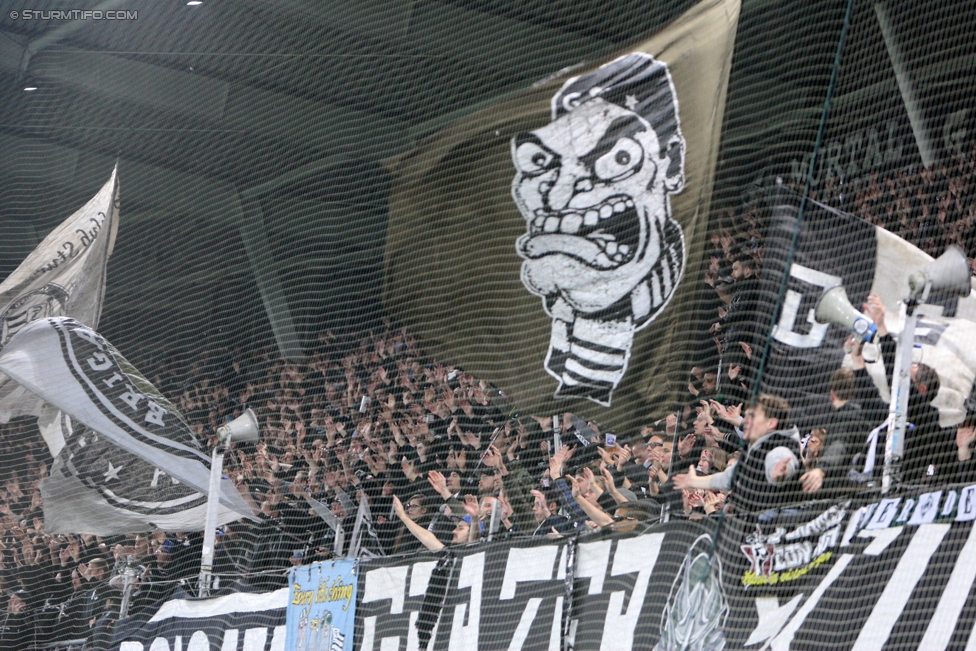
510, 53, 686, 405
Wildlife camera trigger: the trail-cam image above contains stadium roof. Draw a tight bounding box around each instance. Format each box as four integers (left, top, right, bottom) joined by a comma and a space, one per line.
1, 0, 974, 365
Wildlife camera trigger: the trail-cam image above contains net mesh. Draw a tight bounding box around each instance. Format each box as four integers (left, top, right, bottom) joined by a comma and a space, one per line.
2, 0, 976, 649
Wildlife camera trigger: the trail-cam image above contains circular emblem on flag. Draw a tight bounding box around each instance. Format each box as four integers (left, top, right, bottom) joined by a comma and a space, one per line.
0, 284, 69, 348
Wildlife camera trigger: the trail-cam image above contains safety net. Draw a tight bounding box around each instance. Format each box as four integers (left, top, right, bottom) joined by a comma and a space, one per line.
2, 0, 976, 649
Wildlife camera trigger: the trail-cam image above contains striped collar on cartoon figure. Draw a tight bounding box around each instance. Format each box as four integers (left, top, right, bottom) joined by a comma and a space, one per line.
511, 53, 687, 406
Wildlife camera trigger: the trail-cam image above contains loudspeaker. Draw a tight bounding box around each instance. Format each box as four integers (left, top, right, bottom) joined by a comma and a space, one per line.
815, 285, 877, 341
908, 245, 972, 297
216, 408, 260, 445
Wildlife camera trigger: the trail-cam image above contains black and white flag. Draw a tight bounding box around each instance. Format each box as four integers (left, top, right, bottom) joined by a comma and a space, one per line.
758, 187, 976, 427
112, 587, 288, 651
0, 165, 119, 441
0, 317, 253, 534
384, 0, 740, 424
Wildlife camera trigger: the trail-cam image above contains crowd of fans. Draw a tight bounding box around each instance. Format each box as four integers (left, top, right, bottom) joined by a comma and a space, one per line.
2, 154, 976, 649
696, 153, 976, 410
687, 153, 976, 510
810, 154, 976, 264
0, 318, 773, 649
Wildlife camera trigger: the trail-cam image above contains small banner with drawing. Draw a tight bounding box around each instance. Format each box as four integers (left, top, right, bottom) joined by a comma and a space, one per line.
287, 559, 358, 651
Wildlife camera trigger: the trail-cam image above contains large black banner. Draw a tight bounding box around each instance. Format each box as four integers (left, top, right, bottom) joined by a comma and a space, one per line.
719, 488, 976, 650
383, 0, 740, 430
354, 521, 729, 651
355, 491, 976, 651
354, 536, 567, 651
115, 490, 976, 650
754, 189, 878, 417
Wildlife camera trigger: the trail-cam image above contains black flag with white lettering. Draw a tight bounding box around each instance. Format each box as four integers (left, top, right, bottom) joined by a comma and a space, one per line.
112, 587, 288, 650
757, 187, 976, 428
353, 501, 976, 650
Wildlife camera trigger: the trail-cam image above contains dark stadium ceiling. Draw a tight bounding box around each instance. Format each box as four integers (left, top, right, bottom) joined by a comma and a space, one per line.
1, 0, 975, 365
0, 0, 706, 192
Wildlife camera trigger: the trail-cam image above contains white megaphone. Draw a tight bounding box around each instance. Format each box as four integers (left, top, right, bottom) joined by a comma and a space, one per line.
216, 408, 260, 446
908, 245, 972, 298
814, 285, 877, 341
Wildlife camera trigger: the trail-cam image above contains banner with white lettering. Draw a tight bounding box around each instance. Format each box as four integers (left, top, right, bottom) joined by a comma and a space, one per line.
117, 493, 976, 651
112, 588, 287, 651
352, 493, 976, 650
0, 317, 253, 533
354, 522, 728, 651
287, 560, 357, 651
0, 164, 118, 439
356, 540, 558, 651
719, 490, 976, 650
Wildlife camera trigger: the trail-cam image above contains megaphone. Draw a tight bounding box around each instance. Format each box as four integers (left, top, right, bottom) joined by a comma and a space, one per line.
908, 245, 972, 298
216, 408, 260, 445
815, 285, 877, 341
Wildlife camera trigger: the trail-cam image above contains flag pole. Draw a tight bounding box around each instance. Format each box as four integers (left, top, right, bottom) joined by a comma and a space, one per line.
347, 498, 363, 559
882, 294, 923, 493
198, 446, 225, 597
198, 408, 260, 597
118, 555, 138, 617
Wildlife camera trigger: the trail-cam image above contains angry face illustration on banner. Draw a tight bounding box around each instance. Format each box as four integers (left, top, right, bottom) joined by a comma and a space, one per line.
511, 53, 686, 405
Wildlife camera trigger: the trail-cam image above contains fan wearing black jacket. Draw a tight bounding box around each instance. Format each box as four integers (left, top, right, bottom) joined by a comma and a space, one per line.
0, 590, 30, 651
800, 368, 868, 495
674, 394, 809, 512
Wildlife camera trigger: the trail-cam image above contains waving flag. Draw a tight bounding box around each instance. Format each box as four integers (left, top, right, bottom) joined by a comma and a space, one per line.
0, 317, 254, 533
0, 165, 119, 439
383, 0, 740, 427
758, 187, 976, 427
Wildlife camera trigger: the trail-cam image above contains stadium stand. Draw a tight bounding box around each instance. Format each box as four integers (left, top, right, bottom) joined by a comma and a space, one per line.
4, 0, 976, 649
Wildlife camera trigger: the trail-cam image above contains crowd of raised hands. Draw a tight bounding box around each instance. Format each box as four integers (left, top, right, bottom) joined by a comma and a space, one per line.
6, 154, 976, 646
0, 318, 727, 639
